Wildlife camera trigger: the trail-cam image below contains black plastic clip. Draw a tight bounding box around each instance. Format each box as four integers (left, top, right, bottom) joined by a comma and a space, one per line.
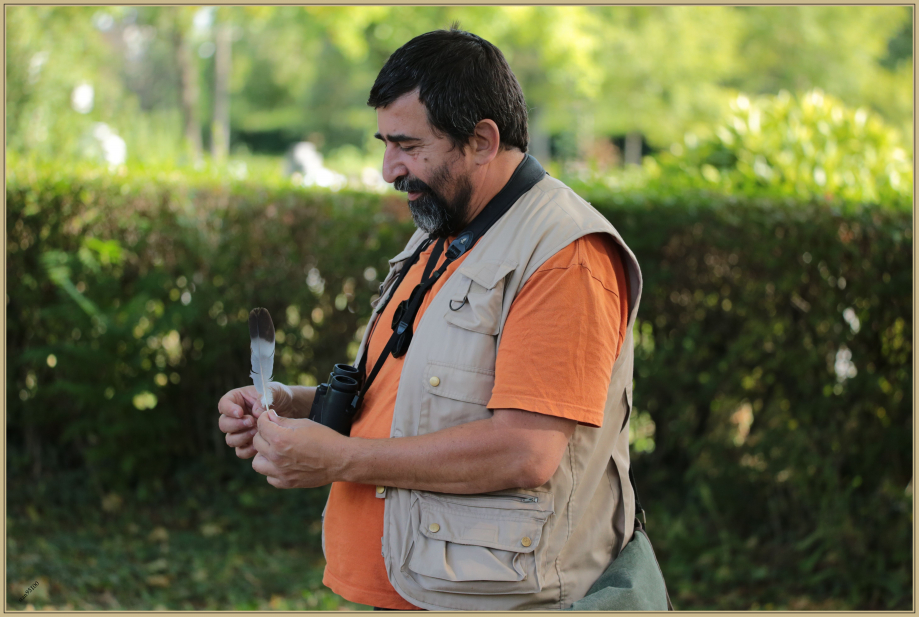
446, 231, 474, 260
391, 300, 407, 330
392, 327, 413, 357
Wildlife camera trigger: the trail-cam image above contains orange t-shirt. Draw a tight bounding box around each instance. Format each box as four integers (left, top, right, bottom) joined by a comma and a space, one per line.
322, 232, 629, 609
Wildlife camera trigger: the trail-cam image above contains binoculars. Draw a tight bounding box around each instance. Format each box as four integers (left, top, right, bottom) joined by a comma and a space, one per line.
308, 363, 362, 436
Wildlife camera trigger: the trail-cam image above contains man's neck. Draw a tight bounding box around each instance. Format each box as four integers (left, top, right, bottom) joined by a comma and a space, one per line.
464, 150, 527, 223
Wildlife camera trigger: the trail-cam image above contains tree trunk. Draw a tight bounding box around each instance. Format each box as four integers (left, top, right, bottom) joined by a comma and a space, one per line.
624, 131, 643, 166
24, 419, 41, 479
211, 23, 231, 161
173, 23, 202, 162
528, 110, 551, 163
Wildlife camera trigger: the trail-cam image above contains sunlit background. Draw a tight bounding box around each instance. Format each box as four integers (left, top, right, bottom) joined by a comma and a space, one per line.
7, 6, 914, 196
6, 6, 913, 612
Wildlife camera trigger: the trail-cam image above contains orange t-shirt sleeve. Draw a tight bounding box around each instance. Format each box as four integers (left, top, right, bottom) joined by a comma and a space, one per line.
488, 233, 630, 428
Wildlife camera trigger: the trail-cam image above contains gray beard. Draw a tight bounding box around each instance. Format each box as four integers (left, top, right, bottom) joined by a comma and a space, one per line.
406, 171, 474, 239
408, 195, 457, 237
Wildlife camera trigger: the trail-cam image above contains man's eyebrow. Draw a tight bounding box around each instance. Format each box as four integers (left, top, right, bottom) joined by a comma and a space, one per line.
374, 132, 421, 143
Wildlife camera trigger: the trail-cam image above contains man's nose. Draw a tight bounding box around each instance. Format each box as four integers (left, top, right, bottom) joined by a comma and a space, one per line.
381, 148, 408, 184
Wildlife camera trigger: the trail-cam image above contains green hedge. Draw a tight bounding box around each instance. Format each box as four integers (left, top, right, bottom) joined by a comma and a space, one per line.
647, 90, 914, 210
582, 188, 913, 609
7, 167, 415, 485
7, 168, 912, 609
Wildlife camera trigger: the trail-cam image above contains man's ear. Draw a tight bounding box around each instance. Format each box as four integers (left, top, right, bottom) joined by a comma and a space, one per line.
469, 119, 501, 165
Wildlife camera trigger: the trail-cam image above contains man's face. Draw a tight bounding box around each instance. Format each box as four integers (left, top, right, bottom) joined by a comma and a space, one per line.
375, 92, 474, 238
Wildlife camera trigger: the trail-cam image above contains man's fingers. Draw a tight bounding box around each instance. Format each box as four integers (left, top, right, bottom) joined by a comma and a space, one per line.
218, 389, 248, 419
266, 475, 286, 489
219, 413, 256, 434
225, 428, 257, 448
251, 453, 286, 488
218, 387, 260, 419
252, 429, 270, 455
252, 451, 279, 478
235, 444, 257, 459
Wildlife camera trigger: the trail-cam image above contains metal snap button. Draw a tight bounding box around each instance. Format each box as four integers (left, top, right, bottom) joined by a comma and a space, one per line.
428, 523, 441, 533
376, 486, 385, 494
521, 536, 532, 547
429, 376, 441, 387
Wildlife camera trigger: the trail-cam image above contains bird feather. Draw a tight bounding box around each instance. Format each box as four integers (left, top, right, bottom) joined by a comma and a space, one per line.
248, 307, 276, 410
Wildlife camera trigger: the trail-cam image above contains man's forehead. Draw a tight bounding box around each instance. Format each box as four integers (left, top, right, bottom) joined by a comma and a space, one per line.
375, 91, 430, 139
379, 89, 424, 114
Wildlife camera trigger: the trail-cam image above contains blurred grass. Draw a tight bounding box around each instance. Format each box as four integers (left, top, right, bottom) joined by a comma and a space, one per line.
6, 458, 369, 611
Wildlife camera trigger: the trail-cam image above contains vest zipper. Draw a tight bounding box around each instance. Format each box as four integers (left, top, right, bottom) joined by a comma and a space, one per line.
488, 492, 538, 503
436, 492, 540, 505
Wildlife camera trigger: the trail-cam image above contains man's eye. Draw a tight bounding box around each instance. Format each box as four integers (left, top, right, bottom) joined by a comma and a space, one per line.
399, 145, 417, 153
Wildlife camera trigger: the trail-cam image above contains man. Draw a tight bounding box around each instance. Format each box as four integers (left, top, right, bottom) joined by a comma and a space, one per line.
218, 28, 643, 610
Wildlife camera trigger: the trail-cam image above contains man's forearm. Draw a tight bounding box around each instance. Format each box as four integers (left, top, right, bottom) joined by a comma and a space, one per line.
253, 408, 574, 492
338, 410, 571, 494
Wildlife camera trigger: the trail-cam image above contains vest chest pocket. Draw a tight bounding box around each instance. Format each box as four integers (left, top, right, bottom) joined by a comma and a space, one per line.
424, 361, 494, 406
421, 362, 496, 431
404, 490, 554, 595
443, 260, 517, 335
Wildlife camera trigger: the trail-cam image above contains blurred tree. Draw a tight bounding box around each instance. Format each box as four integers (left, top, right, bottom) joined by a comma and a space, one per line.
590, 7, 744, 155
225, 7, 326, 151
170, 7, 204, 161
211, 10, 232, 161
730, 6, 913, 140
5, 6, 913, 166
6, 7, 130, 160
218, 5, 915, 159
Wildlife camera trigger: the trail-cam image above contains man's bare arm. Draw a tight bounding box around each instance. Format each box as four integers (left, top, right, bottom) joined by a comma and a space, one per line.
251, 408, 575, 494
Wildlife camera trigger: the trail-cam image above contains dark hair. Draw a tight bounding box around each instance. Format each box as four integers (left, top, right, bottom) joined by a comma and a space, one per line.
367, 27, 528, 153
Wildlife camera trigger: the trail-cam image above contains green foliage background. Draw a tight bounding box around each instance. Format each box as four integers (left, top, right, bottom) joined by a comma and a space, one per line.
7, 163, 912, 610
649, 90, 913, 208
5, 4, 913, 612
6, 6, 913, 165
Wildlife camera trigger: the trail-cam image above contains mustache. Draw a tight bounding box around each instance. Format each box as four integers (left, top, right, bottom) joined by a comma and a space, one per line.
393, 176, 432, 194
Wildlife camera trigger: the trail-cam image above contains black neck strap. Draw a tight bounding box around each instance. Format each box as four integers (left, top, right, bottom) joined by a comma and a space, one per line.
355, 154, 546, 409
444, 153, 547, 261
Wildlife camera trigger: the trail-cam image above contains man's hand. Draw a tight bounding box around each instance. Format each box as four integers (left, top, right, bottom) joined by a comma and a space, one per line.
217, 383, 301, 459
251, 410, 350, 488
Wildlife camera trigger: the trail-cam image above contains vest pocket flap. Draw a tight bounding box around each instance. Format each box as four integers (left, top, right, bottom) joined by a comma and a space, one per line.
456, 259, 518, 291
443, 261, 517, 335
418, 500, 547, 555
423, 361, 495, 406
405, 491, 553, 592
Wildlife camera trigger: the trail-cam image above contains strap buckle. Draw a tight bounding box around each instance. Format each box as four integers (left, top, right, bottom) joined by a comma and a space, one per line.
391, 327, 413, 358
391, 300, 407, 330
446, 231, 474, 259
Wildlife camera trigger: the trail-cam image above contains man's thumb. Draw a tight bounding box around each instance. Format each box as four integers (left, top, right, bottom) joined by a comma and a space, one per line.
261, 408, 296, 430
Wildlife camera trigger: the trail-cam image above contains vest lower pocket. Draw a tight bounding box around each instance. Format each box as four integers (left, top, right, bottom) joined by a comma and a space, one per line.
403, 490, 553, 595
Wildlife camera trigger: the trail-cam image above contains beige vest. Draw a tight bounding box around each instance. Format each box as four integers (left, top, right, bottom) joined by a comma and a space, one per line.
354, 174, 643, 610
